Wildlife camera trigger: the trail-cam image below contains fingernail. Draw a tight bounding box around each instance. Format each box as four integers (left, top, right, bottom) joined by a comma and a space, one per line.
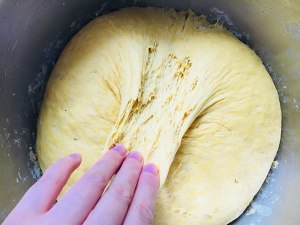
111, 144, 127, 155
69, 153, 81, 160
128, 151, 143, 162
143, 163, 159, 175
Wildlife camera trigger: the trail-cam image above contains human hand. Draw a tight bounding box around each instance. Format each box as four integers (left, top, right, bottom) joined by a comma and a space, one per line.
3, 145, 160, 225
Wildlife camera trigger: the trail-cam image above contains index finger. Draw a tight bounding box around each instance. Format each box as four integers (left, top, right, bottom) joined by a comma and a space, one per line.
49, 144, 127, 224
20, 153, 81, 212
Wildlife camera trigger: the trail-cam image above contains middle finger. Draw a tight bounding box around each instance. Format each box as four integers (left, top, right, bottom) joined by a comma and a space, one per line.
84, 151, 143, 225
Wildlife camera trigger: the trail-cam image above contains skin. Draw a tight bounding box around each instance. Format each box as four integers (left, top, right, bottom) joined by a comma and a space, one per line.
3, 144, 160, 225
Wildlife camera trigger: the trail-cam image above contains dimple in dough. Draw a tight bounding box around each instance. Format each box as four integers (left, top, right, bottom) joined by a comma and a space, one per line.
37, 7, 281, 225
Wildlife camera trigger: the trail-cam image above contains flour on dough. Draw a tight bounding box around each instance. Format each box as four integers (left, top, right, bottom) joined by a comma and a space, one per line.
37, 7, 281, 225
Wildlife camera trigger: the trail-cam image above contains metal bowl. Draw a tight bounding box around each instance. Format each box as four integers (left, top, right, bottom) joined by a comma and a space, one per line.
0, 0, 299, 224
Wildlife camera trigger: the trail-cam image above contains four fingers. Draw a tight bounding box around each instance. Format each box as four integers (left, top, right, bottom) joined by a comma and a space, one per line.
84, 151, 144, 225
6, 144, 160, 225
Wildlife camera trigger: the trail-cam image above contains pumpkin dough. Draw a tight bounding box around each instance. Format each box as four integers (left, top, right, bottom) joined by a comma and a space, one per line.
37, 7, 281, 225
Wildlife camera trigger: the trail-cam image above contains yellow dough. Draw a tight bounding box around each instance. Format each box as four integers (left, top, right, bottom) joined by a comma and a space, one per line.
37, 7, 281, 225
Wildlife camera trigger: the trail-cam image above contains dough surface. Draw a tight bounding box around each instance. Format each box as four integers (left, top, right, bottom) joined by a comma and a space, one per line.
37, 7, 281, 225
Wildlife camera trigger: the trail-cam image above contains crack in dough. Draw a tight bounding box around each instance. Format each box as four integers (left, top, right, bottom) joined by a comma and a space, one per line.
106, 49, 209, 185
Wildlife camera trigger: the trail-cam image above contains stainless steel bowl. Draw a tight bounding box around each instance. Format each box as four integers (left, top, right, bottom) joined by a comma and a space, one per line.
0, 0, 299, 224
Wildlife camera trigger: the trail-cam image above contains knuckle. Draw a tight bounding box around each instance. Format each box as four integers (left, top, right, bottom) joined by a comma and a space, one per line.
38, 157, 73, 187
43, 213, 71, 225
40, 171, 62, 186
110, 184, 133, 205
84, 171, 108, 189
136, 203, 154, 224
142, 173, 160, 188
123, 160, 141, 171
105, 151, 123, 162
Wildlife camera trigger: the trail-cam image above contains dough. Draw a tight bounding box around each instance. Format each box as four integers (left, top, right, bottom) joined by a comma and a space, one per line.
37, 7, 281, 225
